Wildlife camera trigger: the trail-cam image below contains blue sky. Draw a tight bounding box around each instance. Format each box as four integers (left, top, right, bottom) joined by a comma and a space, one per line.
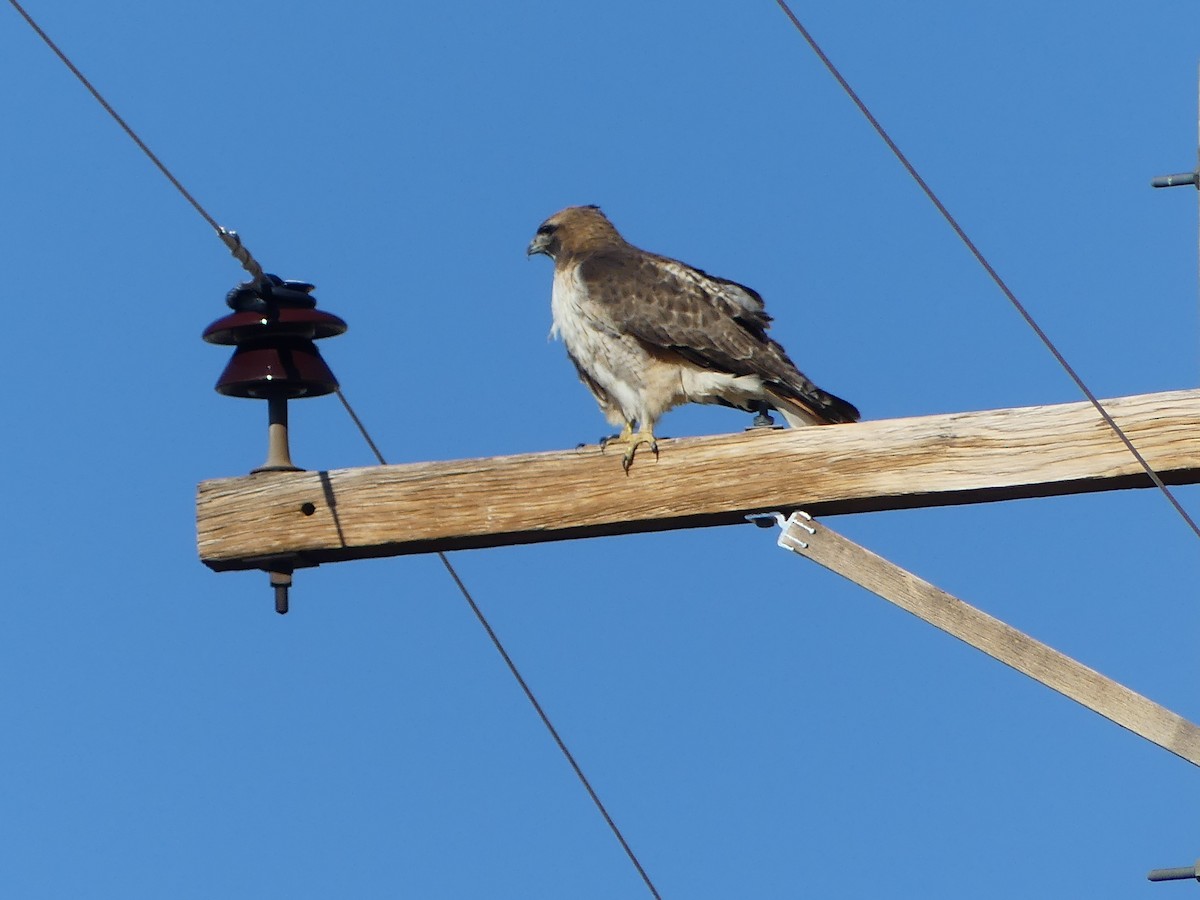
3, 1, 1198, 897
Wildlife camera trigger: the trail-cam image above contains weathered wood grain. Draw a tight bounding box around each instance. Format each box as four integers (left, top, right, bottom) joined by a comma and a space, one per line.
196, 389, 1200, 571
778, 513, 1200, 766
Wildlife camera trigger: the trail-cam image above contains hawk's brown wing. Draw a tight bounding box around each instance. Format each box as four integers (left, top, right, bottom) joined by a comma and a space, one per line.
578, 248, 859, 423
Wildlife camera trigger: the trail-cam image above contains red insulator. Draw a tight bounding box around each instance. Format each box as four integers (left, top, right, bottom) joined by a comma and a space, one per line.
202, 275, 348, 613
202, 277, 346, 399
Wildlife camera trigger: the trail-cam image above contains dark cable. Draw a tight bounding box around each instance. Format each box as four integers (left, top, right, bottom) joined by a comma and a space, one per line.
334, 388, 663, 899
9, 0, 219, 229
334, 389, 390, 468
435, 553, 664, 900
773, 0, 1200, 541
9, 11, 656, 884
7, 0, 263, 281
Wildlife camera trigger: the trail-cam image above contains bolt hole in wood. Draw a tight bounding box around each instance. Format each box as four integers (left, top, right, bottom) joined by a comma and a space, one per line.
300, 502, 316, 516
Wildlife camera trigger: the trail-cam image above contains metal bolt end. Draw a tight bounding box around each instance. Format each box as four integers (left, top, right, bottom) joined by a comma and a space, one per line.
746, 403, 784, 431
269, 569, 293, 615
1150, 171, 1199, 189
1147, 860, 1200, 882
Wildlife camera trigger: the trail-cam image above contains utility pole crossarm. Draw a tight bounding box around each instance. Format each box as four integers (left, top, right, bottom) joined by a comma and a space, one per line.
196, 388, 1200, 572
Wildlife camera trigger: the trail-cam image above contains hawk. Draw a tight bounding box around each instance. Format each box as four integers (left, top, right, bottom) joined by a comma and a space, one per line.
527, 205, 859, 469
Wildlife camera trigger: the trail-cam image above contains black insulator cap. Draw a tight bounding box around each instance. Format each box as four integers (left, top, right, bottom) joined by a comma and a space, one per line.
203, 275, 347, 400
225, 274, 318, 313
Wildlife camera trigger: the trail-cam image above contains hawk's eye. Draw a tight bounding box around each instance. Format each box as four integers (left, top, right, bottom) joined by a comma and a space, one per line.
536, 224, 556, 236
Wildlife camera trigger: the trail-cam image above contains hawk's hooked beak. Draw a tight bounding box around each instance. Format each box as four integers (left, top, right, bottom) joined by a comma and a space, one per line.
526, 232, 552, 258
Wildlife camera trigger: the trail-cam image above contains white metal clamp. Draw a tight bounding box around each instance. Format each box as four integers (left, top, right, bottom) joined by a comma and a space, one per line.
745, 510, 816, 550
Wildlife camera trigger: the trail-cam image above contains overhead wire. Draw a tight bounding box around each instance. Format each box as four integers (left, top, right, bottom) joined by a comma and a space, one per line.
8, 5, 662, 895
14, 0, 1193, 886
334, 390, 664, 900
5, 0, 264, 282
773, 0, 1200, 542
15, 0, 1192, 538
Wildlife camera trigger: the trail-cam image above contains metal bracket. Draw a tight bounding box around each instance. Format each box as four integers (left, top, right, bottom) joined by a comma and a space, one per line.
745, 510, 815, 549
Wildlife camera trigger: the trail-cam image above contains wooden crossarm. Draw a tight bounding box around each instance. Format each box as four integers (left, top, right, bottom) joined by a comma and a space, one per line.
196, 389, 1200, 572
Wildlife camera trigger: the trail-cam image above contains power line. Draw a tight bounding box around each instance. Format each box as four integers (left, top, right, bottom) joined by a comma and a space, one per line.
16, 0, 1189, 878
18, 0, 1190, 540
773, 0, 1200, 542
10, 4, 661, 889
334, 389, 664, 900
434, 552, 664, 899
6, 0, 263, 282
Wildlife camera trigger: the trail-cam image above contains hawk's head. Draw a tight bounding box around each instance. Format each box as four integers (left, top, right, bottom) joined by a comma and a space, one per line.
527, 205, 624, 261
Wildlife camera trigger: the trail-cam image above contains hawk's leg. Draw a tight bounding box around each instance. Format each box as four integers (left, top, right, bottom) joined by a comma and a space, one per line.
599, 422, 634, 449
621, 429, 658, 472
599, 422, 658, 471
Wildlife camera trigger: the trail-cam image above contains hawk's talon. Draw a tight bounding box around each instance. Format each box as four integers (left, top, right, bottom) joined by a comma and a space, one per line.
599, 423, 658, 470
620, 433, 658, 473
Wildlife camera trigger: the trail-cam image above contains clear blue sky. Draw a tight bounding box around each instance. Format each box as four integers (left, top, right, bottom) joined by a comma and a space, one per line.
3, 2, 1198, 897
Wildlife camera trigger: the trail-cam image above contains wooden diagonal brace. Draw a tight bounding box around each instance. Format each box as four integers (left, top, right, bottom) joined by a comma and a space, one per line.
774, 513, 1200, 767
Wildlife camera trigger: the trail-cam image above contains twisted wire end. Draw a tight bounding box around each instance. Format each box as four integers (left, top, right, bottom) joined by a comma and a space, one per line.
218, 227, 265, 284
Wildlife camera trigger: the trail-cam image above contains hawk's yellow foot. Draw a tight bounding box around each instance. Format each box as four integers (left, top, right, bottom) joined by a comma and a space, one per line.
621, 430, 658, 472
599, 424, 658, 470
599, 423, 634, 449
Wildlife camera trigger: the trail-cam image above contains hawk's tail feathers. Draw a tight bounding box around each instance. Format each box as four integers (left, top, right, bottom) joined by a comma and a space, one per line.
768, 387, 860, 427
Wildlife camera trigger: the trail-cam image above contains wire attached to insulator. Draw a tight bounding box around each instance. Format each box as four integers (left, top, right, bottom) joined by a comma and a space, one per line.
218, 228, 265, 284
7, 0, 266, 285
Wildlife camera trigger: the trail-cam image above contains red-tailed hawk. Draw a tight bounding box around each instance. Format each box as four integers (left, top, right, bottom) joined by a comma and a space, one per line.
527, 205, 859, 469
